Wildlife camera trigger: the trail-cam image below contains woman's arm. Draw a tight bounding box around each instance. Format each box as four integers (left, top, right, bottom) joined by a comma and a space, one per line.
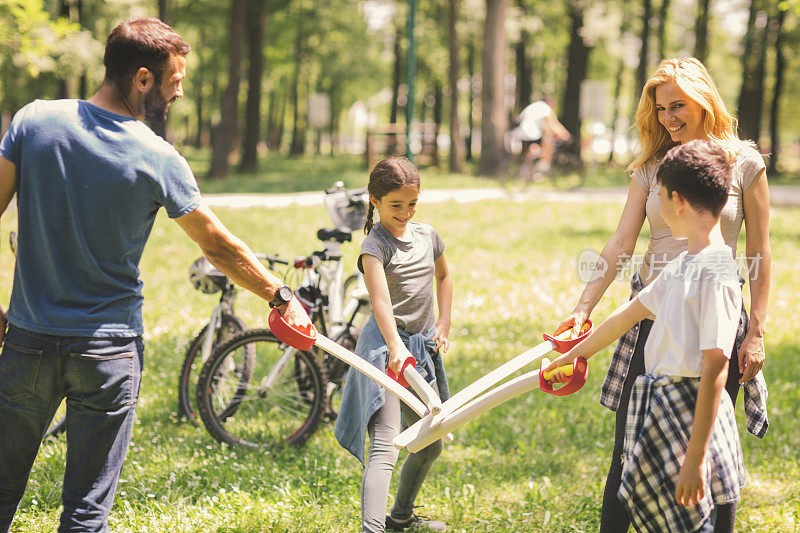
740, 169, 771, 383
556, 179, 648, 335
545, 296, 653, 376
361, 254, 412, 373
433, 254, 453, 353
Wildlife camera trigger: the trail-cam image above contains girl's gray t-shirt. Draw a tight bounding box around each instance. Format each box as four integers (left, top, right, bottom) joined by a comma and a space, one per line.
358, 222, 445, 335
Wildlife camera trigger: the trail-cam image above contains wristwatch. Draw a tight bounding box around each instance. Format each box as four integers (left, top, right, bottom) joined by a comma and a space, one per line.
268, 284, 294, 308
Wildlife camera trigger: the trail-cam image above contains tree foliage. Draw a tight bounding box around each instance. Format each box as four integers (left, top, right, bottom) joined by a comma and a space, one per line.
1, 0, 799, 176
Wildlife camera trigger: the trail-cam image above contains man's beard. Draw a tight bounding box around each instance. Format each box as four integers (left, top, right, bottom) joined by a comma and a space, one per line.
144, 88, 171, 123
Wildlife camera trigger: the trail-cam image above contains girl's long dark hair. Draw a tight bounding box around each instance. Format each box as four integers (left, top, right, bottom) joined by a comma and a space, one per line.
364, 156, 421, 234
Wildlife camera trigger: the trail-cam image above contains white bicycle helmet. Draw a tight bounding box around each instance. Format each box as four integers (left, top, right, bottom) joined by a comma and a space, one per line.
188, 256, 226, 294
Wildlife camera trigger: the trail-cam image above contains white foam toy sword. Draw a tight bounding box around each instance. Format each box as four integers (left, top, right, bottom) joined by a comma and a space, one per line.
392, 322, 592, 452
268, 309, 453, 442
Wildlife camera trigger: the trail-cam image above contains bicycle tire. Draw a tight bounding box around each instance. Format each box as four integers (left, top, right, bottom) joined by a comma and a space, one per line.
196, 329, 324, 448
177, 313, 251, 424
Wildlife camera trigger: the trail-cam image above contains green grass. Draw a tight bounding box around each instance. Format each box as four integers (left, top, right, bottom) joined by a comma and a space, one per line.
1, 198, 798, 532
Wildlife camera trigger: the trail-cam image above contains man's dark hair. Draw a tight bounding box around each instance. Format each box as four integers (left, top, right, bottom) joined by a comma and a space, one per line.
104, 17, 190, 90
656, 139, 733, 217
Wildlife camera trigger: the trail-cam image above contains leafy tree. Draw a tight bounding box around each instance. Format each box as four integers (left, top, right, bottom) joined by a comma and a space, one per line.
0, 0, 100, 120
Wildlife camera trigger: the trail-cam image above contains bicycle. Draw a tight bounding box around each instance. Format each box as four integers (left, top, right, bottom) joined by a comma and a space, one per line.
176, 253, 290, 424
195, 225, 371, 448
177, 182, 369, 426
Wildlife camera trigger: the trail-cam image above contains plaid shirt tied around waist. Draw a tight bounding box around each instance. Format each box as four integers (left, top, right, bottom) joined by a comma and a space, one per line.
618, 375, 746, 533
600, 271, 769, 438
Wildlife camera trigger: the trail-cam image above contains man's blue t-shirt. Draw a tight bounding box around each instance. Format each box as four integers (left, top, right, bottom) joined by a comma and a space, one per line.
0, 99, 202, 337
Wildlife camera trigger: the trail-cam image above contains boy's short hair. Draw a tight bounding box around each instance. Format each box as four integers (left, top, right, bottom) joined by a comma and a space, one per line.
656, 140, 733, 217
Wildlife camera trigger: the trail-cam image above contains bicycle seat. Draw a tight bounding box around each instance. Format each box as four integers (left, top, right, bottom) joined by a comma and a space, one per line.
316, 227, 352, 243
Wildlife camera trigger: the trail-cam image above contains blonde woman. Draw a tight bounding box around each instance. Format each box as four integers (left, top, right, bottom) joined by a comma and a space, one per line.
556, 58, 770, 532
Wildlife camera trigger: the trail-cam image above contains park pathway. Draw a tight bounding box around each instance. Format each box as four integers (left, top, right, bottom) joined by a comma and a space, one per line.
204, 185, 800, 209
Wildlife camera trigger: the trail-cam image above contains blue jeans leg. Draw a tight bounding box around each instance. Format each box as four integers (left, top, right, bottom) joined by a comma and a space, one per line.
0, 326, 64, 533
59, 336, 143, 533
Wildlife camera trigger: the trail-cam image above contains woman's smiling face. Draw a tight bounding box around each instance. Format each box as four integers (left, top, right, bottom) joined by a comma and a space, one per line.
654, 81, 707, 144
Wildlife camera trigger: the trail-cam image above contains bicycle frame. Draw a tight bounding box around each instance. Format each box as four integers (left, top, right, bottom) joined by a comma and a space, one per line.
260, 257, 368, 394
298, 242, 369, 338
199, 282, 238, 364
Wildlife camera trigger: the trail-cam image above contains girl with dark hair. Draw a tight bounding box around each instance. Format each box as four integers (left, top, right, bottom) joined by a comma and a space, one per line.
335, 156, 452, 532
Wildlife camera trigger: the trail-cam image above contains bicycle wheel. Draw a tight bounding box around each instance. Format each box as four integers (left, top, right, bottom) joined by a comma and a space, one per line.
196, 329, 324, 448
177, 313, 251, 423
44, 400, 67, 439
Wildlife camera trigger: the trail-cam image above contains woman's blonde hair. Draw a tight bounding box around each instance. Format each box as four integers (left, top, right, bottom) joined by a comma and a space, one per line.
628, 57, 749, 173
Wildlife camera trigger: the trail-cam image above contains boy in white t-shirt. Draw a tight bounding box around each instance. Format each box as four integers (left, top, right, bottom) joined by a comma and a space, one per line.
546, 140, 747, 532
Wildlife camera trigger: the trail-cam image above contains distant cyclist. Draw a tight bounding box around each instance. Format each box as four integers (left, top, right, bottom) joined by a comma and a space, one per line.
512, 96, 572, 181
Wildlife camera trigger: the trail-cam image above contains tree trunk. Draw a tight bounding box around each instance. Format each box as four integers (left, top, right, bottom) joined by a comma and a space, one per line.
265, 91, 277, 151
515, 31, 532, 113
607, 57, 625, 164
694, 0, 711, 62
388, 24, 404, 153
193, 27, 206, 148
207, 0, 247, 179
561, 2, 591, 159
289, 30, 306, 156
390, 24, 403, 125
478, 0, 508, 177
657, 0, 671, 59
277, 95, 286, 150
636, 0, 653, 95
448, 0, 464, 172
737, 1, 769, 143
466, 41, 475, 162
267, 92, 286, 152
158, 0, 172, 23
767, 7, 786, 174
433, 82, 442, 166
329, 87, 339, 156
151, 0, 173, 139
239, 0, 267, 172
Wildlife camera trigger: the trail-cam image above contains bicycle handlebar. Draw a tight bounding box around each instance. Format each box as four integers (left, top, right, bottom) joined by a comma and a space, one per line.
255, 253, 289, 266
325, 182, 368, 206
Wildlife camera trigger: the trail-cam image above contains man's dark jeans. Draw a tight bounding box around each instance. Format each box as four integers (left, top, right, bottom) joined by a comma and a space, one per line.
0, 325, 143, 533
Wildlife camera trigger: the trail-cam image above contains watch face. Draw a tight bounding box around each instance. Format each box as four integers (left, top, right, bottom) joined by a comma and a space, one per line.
278, 285, 293, 303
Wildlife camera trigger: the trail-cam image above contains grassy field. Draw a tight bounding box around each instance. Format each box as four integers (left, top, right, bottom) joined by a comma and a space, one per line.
1, 191, 798, 531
